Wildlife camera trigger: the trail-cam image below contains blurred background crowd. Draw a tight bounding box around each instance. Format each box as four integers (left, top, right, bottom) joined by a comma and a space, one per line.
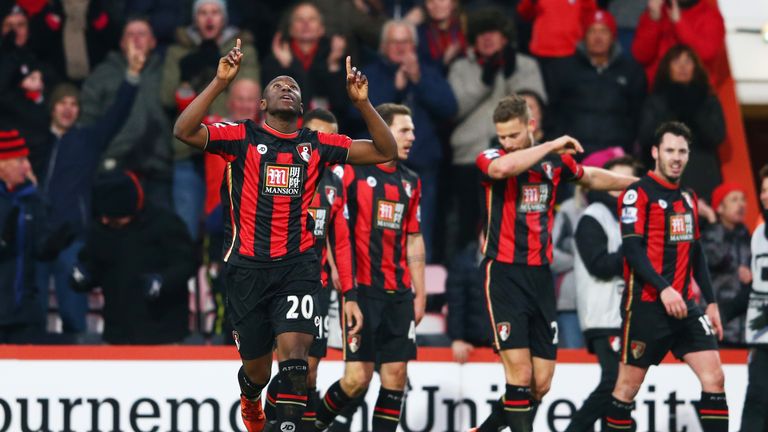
0, 0, 759, 356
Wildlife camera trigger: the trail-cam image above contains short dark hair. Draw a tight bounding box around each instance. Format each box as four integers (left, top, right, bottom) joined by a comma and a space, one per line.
375, 103, 411, 126
303, 108, 337, 125
122, 15, 153, 35
493, 95, 529, 124
652, 121, 693, 148
604, 155, 643, 177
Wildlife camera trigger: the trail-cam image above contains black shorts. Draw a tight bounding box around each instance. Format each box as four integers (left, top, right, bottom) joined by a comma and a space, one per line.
226, 259, 321, 360
343, 288, 417, 363
309, 285, 332, 359
484, 259, 557, 360
620, 302, 719, 367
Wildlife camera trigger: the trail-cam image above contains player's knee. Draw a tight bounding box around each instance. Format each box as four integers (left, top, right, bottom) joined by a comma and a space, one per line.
614, 379, 642, 401
242, 359, 271, 385
342, 368, 372, 396
504, 364, 533, 386
531, 380, 551, 400
381, 366, 408, 390
700, 368, 725, 393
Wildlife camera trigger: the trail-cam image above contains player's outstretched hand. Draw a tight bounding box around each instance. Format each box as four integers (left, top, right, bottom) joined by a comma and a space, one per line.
344, 299, 364, 335
217, 38, 242, 83
660, 287, 687, 319
705, 303, 724, 341
547, 135, 584, 156
345, 56, 368, 104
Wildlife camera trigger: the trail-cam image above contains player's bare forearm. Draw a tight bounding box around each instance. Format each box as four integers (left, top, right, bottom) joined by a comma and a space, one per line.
347, 100, 397, 164
407, 233, 426, 299
487, 141, 554, 179
580, 166, 638, 191
173, 78, 229, 149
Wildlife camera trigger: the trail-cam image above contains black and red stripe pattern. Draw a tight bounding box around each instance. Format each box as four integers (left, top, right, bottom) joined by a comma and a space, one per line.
204, 120, 350, 264
476, 148, 583, 266
309, 166, 354, 293
342, 163, 421, 295
619, 171, 700, 306
0, 129, 28, 160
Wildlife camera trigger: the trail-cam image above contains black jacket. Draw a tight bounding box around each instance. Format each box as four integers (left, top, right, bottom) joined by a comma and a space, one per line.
78, 205, 194, 344
446, 242, 493, 346
548, 44, 646, 156
0, 182, 44, 326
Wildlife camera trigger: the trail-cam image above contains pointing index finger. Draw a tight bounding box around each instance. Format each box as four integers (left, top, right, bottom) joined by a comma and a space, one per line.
346, 56, 352, 76
235, 38, 241, 51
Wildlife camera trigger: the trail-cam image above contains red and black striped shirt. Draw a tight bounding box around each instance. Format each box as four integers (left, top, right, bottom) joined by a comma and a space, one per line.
204, 120, 351, 265
342, 163, 421, 296
476, 147, 583, 266
309, 165, 354, 293
619, 171, 700, 306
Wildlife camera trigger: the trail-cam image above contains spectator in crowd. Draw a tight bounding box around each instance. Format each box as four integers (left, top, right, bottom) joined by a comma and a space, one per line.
551, 186, 587, 349
632, 0, 725, 87
0, 4, 56, 89
701, 183, 751, 347
125, 0, 184, 47
448, 9, 545, 249
0, 130, 43, 343
417, 0, 467, 73
72, 171, 194, 345
36, 40, 144, 336
0, 56, 49, 180
80, 17, 173, 208
518, 89, 548, 142
161, 0, 259, 239
516, 0, 596, 84
262, 2, 349, 125
22, 0, 118, 83
568, 155, 642, 432
638, 44, 725, 198
605, 0, 647, 56
547, 10, 646, 156
361, 19, 457, 261
446, 233, 493, 363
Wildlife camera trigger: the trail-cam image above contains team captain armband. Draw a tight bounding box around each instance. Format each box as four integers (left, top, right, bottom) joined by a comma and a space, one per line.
476, 148, 504, 176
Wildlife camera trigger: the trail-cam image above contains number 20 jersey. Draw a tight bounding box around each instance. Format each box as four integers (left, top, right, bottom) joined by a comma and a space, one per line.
204, 120, 351, 265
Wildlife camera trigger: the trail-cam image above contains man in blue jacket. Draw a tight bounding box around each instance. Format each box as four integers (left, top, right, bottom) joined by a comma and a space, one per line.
0, 130, 47, 342
35, 39, 145, 336
359, 19, 457, 261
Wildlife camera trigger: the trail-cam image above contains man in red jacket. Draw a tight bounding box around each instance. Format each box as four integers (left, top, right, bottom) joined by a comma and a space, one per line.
632, 0, 725, 87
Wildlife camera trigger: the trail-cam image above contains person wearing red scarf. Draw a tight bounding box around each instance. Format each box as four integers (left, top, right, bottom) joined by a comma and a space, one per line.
417, 0, 467, 73
261, 2, 349, 125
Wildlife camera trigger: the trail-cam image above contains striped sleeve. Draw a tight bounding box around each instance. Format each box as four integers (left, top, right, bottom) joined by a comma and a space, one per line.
406, 178, 422, 234
204, 121, 246, 161
476, 148, 502, 176
317, 132, 352, 165
560, 154, 584, 182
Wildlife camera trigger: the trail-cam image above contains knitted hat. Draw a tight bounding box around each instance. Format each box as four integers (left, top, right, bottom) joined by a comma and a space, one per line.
49, 82, 80, 110
583, 9, 617, 37
192, 0, 228, 23
467, 7, 515, 45
92, 171, 145, 218
582, 146, 625, 168
711, 182, 744, 211
0, 129, 29, 160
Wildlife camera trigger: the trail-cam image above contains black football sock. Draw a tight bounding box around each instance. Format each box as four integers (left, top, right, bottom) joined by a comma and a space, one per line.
315, 380, 354, 430
371, 387, 404, 432
300, 388, 319, 431
502, 384, 532, 432
604, 396, 634, 430
275, 360, 309, 427
238, 366, 267, 402
264, 375, 280, 420
476, 397, 505, 432
695, 392, 729, 432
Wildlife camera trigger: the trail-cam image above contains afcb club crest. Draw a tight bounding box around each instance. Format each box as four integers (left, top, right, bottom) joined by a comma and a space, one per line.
325, 186, 337, 204
631, 340, 646, 359
347, 334, 360, 353
296, 143, 312, 163
497, 322, 511, 342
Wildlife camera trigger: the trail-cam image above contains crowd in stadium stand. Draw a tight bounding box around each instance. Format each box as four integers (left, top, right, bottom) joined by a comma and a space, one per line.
0, 0, 750, 353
